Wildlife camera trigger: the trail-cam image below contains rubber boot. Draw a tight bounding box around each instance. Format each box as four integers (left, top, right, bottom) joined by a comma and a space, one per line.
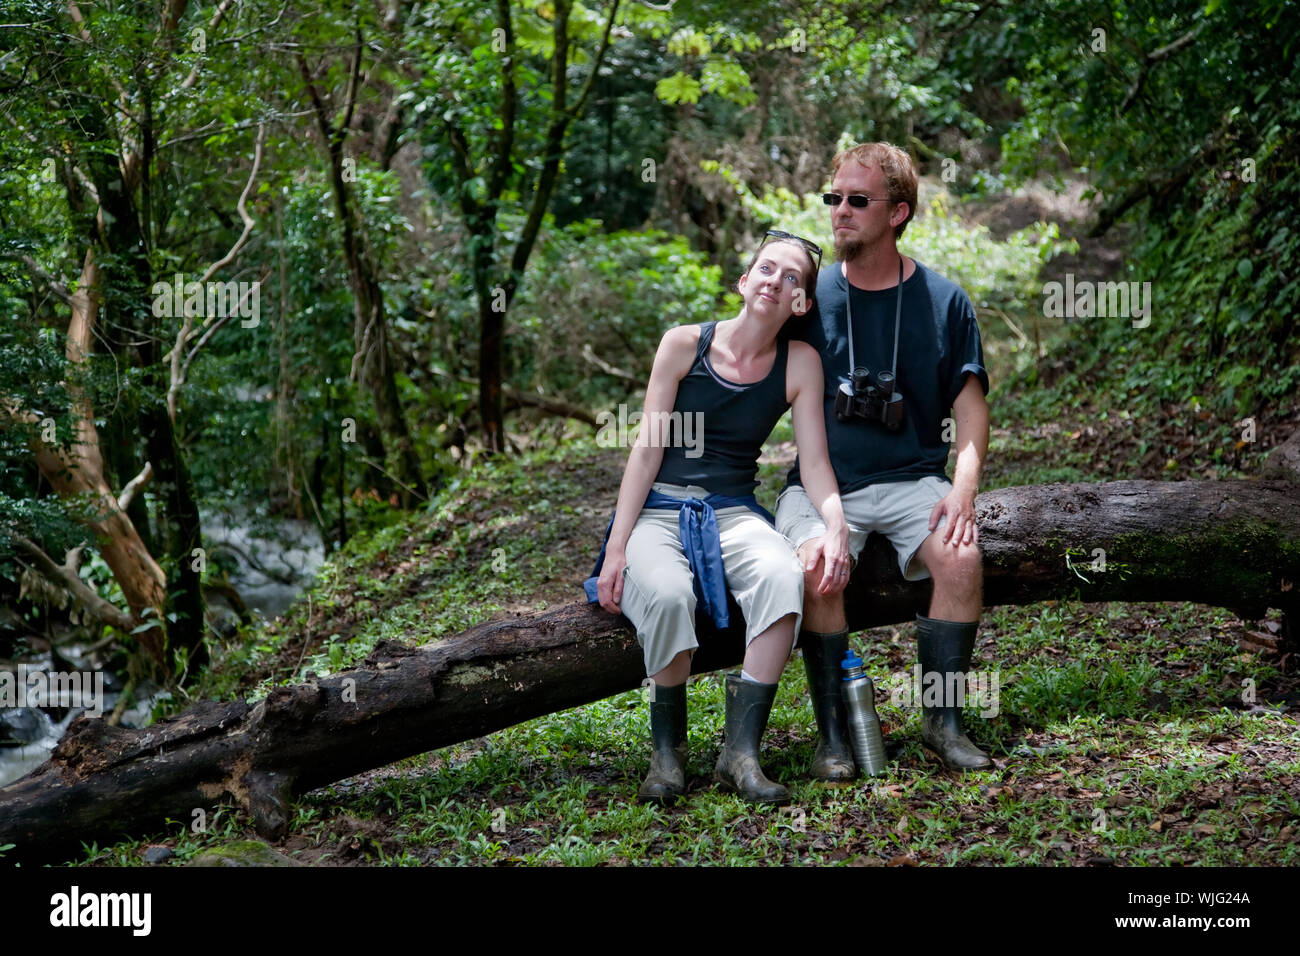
714, 675, 791, 805
916, 614, 993, 771
636, 681, 687, 803
801, 630, 857, 781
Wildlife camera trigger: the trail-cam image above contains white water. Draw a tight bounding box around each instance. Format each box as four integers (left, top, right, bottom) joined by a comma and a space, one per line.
1, 511, 326, 788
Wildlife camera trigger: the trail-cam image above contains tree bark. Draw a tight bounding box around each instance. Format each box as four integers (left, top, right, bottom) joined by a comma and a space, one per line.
2, 478, 1297, 862
140, 397, 209, 671
1263, 427, 1300, 483
298, 50, 428, 506
18, 250, 168, 664
444, 0, 621, 454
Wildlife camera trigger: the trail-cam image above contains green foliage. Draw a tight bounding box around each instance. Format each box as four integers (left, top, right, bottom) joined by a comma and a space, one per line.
904, 191, 1072, 316
654, 6, 987, 147
1010, 657, 1162, 723
508, 220, 725, 406
701, 164, 1072, 320
970, 0, 1300, 421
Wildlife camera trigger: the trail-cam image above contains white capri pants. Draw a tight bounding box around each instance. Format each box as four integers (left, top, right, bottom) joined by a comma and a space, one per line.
619, 483, 804, 677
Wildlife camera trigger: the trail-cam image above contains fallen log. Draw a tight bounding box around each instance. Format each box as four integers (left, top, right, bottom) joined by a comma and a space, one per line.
2, 478, 1298, 863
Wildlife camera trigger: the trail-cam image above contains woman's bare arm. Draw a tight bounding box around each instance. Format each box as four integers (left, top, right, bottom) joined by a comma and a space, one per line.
787, 341, 850, 595
597, 325, 700, 612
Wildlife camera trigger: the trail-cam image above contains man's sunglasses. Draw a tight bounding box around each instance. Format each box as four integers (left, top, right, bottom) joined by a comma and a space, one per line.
822, 192, 896, 209
763, 229, 823, 275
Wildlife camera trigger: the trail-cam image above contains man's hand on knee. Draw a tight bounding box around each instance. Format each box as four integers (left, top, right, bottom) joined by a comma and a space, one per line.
928, 487, 979, 548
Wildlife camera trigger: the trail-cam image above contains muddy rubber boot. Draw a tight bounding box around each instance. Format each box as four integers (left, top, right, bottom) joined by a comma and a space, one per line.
801, 630, 857, 781
637, 681, 687, 803
714, 674, 791, 805
916, 615, 993, 771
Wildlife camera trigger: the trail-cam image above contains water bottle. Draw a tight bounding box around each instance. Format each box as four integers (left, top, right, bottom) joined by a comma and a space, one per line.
841, 649, 887, 775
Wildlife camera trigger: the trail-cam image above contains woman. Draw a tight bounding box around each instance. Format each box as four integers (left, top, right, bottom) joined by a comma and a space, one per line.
586, 232, 850, 805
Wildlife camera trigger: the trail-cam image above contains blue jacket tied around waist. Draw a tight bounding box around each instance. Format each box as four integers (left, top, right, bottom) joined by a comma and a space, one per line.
583, 490, 774, 630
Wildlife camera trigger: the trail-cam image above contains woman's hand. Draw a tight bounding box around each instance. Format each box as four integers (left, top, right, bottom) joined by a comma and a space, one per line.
802, 524, 851, 596
597, 548, 628, 614
787, 341, 851, 596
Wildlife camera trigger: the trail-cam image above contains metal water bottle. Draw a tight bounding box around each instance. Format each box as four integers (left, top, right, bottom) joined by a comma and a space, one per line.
841, 649, 887, 775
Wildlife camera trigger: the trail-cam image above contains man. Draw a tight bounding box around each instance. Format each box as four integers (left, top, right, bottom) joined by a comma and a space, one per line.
776, 142, 993, 776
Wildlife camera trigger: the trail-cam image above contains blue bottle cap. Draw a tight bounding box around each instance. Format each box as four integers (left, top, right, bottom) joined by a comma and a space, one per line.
841, 649, 864, 673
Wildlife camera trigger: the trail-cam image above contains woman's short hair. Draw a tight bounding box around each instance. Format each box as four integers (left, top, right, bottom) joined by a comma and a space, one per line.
831, 142, 918, 239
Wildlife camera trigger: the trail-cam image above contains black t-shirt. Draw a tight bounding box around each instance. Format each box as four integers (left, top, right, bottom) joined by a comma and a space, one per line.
787, 259, 988, 495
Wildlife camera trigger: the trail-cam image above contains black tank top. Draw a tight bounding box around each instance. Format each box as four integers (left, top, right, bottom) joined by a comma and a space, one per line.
655, 322, 790, 497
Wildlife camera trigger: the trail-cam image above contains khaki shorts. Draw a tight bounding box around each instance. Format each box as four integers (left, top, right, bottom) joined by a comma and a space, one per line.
620, 483, 804, 677
775, 477, 951, 582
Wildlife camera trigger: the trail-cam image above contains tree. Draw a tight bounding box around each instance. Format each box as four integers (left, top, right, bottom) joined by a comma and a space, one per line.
0, 1, 276, 679
416, 0, 630, 453
288, 4, 429, 504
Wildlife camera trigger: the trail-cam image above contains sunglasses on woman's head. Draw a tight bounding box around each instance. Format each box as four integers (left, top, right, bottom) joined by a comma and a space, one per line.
822, 193, 895, 208
762, 229, 823, 275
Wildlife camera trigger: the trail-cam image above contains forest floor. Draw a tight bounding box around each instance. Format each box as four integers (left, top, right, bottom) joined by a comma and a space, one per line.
67, 193, 1300, 868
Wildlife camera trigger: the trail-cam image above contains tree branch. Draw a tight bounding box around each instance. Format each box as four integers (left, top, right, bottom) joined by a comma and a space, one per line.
1120, 25, 1200, 112
19, 255, 71, 304
581, 343, 641, 384
340, 26, 364, 140
181, 0, 239, 90
11, 534, 137, 632
443, 117, 482, 221
430, 367, 598, 426
566, 0, 621, 123
485, 0, 517, 202
166, 123, 266, 421
117, 462, 154, 511
1088, 135, 1220, 237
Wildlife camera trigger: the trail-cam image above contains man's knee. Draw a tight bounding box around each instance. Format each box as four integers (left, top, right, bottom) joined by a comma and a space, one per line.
920, 536, 983, 590
800, 555, 844, 612
798, 546, 825, 596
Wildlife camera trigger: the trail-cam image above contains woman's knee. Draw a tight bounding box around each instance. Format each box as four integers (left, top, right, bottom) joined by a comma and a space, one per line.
623, 563, 695, 619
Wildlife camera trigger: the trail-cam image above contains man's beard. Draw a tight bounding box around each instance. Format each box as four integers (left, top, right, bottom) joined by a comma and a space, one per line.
834, 234, 865, 262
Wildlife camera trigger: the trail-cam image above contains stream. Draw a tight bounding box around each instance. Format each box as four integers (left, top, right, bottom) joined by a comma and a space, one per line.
1, 512, 324, 789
